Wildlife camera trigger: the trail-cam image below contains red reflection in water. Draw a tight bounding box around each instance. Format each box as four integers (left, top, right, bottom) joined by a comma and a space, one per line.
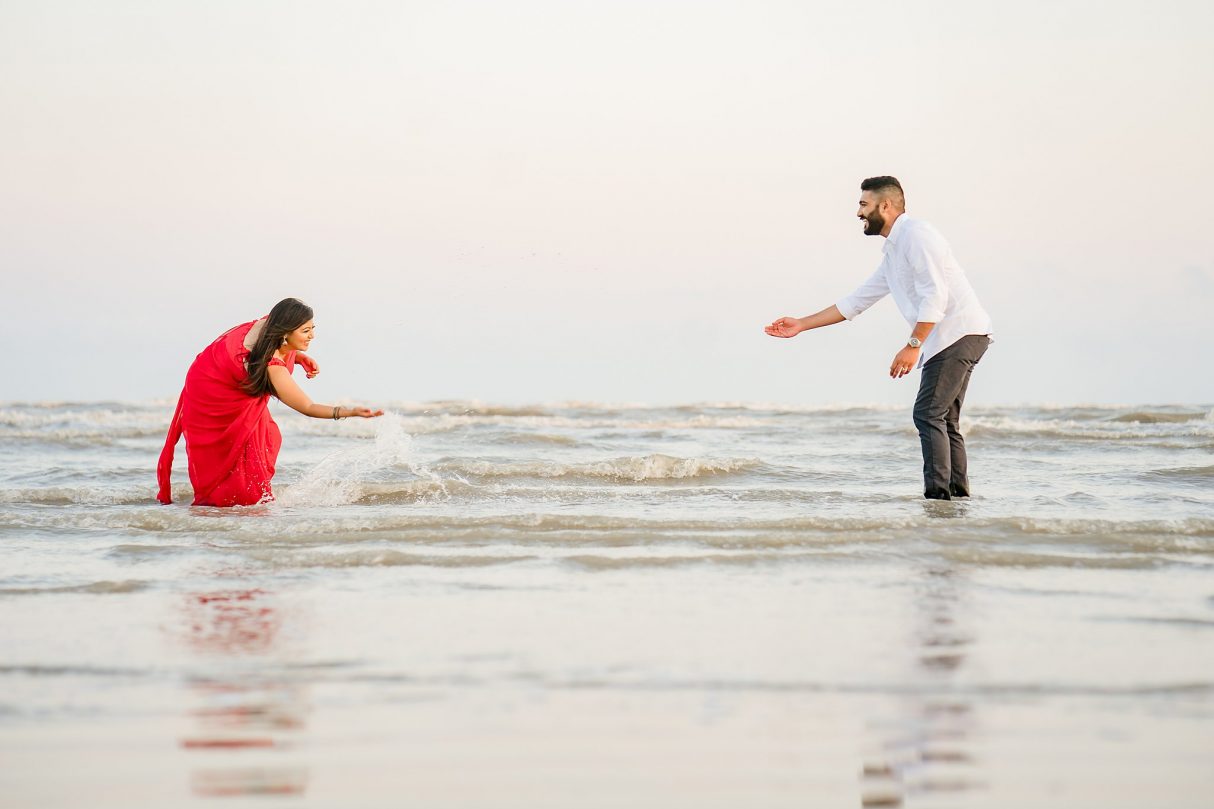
178, 588, 310, 798
181, 738, 275, 749
192, 768, 308, 797
183, 589, 281, 655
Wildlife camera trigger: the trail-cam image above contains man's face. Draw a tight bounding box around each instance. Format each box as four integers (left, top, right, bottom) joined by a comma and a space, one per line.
857, 190, 886, 236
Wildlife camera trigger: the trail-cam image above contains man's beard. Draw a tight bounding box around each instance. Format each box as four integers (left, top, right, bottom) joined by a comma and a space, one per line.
861, 211, 885, 236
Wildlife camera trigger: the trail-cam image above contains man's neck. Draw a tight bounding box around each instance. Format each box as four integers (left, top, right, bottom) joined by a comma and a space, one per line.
881, 211, 905, 239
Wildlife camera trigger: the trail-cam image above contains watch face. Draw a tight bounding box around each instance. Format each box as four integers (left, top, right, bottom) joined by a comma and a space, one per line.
908, 338, 922, 348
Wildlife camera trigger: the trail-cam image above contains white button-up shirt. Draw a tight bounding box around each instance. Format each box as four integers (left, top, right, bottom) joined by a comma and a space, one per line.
836, 214, 992, 366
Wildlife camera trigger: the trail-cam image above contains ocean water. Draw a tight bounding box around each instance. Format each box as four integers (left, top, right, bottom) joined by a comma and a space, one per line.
1, 400, 1212, 807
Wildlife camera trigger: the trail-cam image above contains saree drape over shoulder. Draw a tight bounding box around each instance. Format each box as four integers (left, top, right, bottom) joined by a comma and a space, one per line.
157, 320, 295, 507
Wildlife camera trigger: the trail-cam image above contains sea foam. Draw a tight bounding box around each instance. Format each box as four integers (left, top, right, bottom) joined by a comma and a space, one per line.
276, 413, 446, 507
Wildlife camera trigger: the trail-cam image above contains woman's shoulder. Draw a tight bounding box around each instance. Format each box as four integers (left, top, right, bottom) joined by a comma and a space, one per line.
267, 350, 296, 370
243, 317, 269, 351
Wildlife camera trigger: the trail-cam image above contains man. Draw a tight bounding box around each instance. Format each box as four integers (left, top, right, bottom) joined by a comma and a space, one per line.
765, 176, 993, 500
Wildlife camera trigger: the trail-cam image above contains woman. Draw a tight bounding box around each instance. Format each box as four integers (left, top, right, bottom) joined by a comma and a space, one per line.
157, 298, 383, 506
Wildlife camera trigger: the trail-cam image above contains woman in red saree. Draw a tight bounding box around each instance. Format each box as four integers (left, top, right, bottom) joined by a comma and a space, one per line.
157, 298, 382, 506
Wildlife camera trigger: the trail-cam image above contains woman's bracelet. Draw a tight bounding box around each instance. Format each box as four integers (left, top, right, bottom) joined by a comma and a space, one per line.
332, 406, 341, 420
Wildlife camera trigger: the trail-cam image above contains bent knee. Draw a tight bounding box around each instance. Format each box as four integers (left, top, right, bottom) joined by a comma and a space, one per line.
913, 405, 948, 427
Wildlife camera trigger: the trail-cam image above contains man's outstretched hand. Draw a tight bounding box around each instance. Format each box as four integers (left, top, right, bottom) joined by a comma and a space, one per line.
765, 317, 805, 338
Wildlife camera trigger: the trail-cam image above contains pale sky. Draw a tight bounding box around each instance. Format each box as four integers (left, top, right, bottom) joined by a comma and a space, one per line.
2, 0, 1211, 406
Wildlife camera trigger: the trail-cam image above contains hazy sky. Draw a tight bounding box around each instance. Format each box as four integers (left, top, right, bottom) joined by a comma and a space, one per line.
3, 0, 1211, 406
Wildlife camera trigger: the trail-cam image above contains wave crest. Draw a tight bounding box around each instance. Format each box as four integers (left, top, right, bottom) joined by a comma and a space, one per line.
451, 454, 758, 482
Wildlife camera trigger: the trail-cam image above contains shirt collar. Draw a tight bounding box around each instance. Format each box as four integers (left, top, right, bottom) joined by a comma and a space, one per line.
883, 213, 910, 250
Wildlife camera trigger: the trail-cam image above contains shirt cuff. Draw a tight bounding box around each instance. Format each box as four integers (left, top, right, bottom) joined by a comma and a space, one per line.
836, 297, 860, 321
916, 305, 945, 323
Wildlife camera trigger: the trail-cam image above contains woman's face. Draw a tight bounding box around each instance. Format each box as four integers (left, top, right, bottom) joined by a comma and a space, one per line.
284, 320, 315, 352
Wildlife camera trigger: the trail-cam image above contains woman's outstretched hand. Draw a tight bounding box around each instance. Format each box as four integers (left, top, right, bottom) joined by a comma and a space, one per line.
348, 407, 385, 418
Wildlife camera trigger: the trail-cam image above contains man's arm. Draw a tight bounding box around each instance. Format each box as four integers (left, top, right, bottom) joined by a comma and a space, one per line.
764, 305, 846, 338
908, 231, 950, 325
890, 321, 936, 378
765, 264, 889, 339
889, 230, 951, 378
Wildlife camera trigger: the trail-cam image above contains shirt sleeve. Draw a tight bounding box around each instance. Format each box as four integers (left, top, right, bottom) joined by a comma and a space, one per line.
908, 232, 950, 323
836, 264, 890, 320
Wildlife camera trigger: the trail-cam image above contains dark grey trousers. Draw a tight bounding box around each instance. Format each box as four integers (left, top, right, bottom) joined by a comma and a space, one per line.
913, 335, 991, 500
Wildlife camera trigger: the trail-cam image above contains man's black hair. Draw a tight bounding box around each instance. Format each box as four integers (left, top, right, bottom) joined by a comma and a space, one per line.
860, 176, 903, 194
860, 176, 905, 208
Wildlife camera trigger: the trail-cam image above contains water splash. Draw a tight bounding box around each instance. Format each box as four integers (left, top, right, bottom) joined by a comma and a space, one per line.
277, 413, 445, 507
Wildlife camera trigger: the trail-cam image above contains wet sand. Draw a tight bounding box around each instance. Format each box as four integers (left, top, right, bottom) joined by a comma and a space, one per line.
2, 560, 1212, 807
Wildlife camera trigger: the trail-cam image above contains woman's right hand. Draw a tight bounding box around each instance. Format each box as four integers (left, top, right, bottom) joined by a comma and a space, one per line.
347, 407, 385, 418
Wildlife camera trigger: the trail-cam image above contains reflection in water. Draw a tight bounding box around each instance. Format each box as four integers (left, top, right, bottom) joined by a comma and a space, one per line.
920, 499, 971, 520
860, 566, 983, 807
185, 590, 280, 654
178, 588, 310, 798
192, 767, 309, 798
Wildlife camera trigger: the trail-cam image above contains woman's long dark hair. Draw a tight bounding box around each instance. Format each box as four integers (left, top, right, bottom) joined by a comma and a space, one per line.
241, 298, 314, 398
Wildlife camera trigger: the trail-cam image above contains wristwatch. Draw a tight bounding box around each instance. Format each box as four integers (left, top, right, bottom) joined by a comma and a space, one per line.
907, 337, 922, 348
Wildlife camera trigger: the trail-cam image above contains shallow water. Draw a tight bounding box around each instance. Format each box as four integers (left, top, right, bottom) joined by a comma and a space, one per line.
2, 400, 1212, 807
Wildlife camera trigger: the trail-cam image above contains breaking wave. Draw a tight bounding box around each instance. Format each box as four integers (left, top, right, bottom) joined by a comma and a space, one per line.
0, 580, 149, 596
448, 454, 759, 482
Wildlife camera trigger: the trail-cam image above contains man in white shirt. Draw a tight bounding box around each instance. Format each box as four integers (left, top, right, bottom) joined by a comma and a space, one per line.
765, 176, 993, 500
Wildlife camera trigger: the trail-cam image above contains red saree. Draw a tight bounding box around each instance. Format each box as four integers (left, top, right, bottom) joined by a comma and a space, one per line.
157, 320, 296, 506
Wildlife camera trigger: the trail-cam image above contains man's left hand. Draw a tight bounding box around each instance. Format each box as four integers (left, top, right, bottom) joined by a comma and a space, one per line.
889, 346, 919, 379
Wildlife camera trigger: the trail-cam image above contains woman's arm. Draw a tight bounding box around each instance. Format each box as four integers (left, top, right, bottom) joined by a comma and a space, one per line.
267, 365, 383, 419
295, 352, 320, 379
